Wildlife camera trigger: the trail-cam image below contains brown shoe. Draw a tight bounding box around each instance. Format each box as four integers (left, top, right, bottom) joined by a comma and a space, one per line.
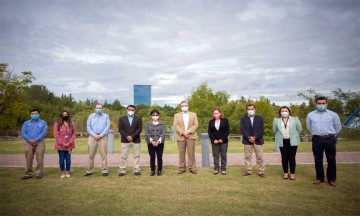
21, 175, 32, 180
178, 170, 185, 174
258, 173, 265, 178
242, 172, 252, 176
313, 179, 324, 185
190, 170, 197, 174
328, 181, 337, 187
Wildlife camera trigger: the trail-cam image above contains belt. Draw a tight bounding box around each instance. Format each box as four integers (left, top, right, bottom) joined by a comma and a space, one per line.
313, 134, 334, 139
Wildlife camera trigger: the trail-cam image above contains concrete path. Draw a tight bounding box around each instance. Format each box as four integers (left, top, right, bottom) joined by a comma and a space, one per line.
0, 152, 359, 167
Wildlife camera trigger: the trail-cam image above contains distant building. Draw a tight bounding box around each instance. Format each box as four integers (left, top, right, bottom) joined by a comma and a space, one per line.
129, 85, 151, 106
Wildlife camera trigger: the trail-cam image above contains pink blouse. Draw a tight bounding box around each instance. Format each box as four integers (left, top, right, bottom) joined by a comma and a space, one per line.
54, 122, 76, 153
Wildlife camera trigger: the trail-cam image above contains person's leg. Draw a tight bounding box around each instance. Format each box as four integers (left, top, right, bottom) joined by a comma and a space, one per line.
65, 151, 71, 172
220, 143, 228, 172
156, 144, 164, 172
177, 141, 186, 173
35, 140, 46, 177
119, 142, 131, 174
324, 136, 337, 183
24, 142, 35, 177
86, 136, 97, 174
312, 137, 325, 181
254, 144, 265, 175
279, 146, 288, 174
147, 144, 156, 171
211, 143, 220, 172
58, 150, 65, 172
186, 139, 196, 172
244, 144, 253, 174
98, 135, 108, 174
289, 146, 298, 174
132, 143, 141, 173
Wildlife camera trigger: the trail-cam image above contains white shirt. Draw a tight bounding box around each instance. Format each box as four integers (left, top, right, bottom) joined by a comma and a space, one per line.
281, 118, 290, 139
249, 115, 254, 127
215, 120, 220, 130
182, 112, 189, 131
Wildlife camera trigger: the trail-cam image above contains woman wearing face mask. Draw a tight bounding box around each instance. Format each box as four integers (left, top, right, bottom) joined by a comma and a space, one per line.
145, 109, 166, 176
273, 106, 302, 180
208, 108, 230, 175
54, 110, 76, 178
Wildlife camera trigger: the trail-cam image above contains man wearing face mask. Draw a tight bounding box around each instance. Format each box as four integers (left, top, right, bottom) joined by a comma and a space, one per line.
84, 103, 110, 177
240, 104, 265, 178
306, 96, 342, 187
173, 101, 199, 174
118, 105, 143, 176
20, 108, 48, 180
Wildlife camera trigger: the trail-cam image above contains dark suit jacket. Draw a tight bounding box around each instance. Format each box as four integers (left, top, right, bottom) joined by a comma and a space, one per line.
118, 115, 142, 143
208, 118, 230, 144
240, 115, 264, 145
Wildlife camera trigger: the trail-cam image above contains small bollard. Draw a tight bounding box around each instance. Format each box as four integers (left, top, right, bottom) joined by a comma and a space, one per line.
201, 133, 210, 167
108, 130, 114, 154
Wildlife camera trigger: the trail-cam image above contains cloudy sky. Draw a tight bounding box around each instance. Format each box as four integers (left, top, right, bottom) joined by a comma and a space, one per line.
1, 0, 359, 106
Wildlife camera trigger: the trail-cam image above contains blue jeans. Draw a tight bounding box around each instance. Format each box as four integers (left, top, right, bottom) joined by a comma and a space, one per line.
58, 150, 71, 172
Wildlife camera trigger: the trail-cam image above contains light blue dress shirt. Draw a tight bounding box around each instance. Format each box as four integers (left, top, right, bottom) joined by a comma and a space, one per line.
21, 119, 48, 142
87, 113, 110, 137
128, 115, 133, 126
306, 109, 342, 136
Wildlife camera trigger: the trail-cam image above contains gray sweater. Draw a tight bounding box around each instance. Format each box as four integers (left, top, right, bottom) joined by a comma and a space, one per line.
145, 120, 166, 144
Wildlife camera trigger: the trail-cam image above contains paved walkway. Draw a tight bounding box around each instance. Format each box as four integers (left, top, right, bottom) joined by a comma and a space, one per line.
0, 152, 359, 167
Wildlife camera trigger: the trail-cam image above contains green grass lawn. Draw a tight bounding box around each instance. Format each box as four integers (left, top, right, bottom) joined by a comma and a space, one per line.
0, 138, 359, 154
0, 165, 359, 216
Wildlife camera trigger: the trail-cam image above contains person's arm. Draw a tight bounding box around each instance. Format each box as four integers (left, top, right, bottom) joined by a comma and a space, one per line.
133, 117, 142, 137
332, 113, 342, 135
159, 122, 166, 143
188, 113, 199, 133
69, 122, 76, 144
118, 117, 129, 138
100, 115, 110, 137
272, 118, 278, 133
35, 121, 47, 142
240, 117, 250, 139
207, 120, 216, 142
295, 117, 303, 135
145, 122, 151, 143
53, 123, 63, 145
254, 117, 264, 139
221, 119, 230, 141
20, 122, 30, 142
173, 114, 184, 136
87, 115, 96, 137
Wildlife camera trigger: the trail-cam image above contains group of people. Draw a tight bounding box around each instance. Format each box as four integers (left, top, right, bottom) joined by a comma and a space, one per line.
20, 96, 342, 187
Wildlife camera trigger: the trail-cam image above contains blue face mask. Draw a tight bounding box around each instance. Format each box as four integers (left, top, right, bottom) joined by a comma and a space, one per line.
316, 105, 327, 111
95, 109, 103, 115
31, 114, 39, 121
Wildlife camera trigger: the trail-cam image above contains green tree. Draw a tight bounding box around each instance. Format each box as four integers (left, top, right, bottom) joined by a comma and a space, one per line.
112, 99, 122, 111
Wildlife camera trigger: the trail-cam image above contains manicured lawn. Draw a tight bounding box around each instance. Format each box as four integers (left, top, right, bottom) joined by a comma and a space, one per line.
0, 165, 359, 216
0, 138, 359, 154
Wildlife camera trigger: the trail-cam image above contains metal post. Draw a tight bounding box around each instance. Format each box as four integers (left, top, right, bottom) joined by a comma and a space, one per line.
108, 130, 114, 154
201, 133, 210, 167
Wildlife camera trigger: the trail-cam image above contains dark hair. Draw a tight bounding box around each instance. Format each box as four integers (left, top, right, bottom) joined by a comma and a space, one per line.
246, 104, 256, 110
30, 108, 40, 114
150, 109, 160, 115
212, 108, 223, 119
56, 110, 74, 131
278, 106, 292, 118
127, 105, 136, 109
316, 96, 328, 103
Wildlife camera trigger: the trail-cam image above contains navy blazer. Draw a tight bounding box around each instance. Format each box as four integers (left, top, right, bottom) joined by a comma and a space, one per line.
118, 115, 142, 143
240, 115, 264, 145
208, 118, 230, 144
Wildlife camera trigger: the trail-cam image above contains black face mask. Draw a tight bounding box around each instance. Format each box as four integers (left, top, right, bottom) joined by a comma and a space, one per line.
62, 116, 69, 121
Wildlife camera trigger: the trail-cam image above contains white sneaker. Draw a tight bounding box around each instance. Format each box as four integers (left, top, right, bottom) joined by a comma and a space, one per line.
60, 173, 65, 178
65, 173, 70, 178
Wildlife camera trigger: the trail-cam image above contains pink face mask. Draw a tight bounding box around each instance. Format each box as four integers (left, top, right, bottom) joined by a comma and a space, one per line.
213, 114, 221, 119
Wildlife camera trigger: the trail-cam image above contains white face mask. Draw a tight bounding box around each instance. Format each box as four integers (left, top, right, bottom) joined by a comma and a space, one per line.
281, 112, 289, 117
151, 116, 159, 120
127, 111, 134, 116
181, 106, 189, 112
247, 110, 255, 116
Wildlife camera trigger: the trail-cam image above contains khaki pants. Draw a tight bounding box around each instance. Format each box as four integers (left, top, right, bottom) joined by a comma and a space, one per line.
244, 144, 265, 174
177, 139, 196, 172
86, 135, 108, 174
119, 142, 141, 174
24, 140, 45, 177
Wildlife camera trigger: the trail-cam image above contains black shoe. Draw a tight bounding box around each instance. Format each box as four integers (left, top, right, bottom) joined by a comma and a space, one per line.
118, 173, 125, 177
84, 173, 93, 177
36, 175, 43, 179
102, 173, 109, 177
150, 171, 155, 176
134, 172, 141, 176
21, 175, 32, 180
157, 170, 162, 176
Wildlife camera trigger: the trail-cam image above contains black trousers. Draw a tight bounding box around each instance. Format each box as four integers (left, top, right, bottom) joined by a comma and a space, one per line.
147, 143, 164, 171
312, 136, 336, 182
279, 139, 298, 174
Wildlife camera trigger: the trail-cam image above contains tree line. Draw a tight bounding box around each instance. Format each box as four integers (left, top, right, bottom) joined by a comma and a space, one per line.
1, 63, 359, 139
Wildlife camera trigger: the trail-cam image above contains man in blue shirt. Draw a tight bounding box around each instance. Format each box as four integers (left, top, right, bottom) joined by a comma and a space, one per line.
20, 108, 48, 180
84, 104, 110, 177
306, 96, 342, 187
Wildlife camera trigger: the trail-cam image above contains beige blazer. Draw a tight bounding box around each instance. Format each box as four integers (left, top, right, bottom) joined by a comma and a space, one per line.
173, 112, 199, 141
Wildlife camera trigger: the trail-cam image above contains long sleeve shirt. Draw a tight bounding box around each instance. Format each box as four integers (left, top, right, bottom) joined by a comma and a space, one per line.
86, 113, 110, 137
21, 119, 48, 142
306, 109, 342, 136
54, 122, 76, 152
